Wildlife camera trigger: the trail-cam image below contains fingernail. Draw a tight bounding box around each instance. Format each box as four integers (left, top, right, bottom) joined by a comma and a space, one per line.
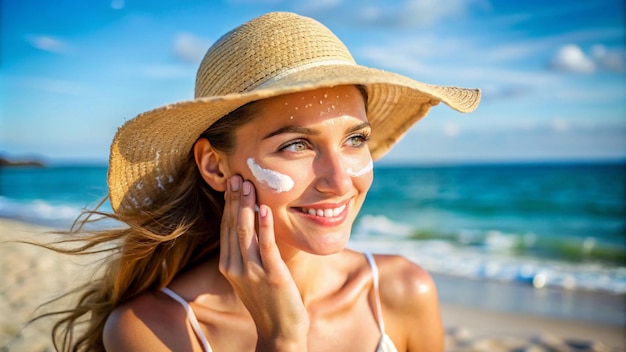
230, 177, 240, 191
243, 181, 251, 196
259, 205, 268, 217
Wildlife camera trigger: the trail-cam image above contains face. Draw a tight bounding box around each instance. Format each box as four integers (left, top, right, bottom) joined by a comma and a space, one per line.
223, 85, 373, 256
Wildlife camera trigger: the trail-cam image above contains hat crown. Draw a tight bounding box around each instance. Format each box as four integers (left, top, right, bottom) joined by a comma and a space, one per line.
194, 12, 356, 98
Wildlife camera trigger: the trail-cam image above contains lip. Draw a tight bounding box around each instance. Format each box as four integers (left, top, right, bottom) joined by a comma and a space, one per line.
291, 201, 350, 226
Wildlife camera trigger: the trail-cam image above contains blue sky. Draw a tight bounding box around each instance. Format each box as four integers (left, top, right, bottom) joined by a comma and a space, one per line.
1, 0, 625, 165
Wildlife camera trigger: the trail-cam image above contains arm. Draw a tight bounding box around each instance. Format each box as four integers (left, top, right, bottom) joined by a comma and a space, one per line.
103, 296, 196, 351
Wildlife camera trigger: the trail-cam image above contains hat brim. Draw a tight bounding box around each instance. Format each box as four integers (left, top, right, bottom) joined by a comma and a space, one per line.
108, 63, 480, 211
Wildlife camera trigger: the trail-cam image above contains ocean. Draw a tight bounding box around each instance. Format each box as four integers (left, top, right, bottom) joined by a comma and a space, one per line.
1, 162, 625, 324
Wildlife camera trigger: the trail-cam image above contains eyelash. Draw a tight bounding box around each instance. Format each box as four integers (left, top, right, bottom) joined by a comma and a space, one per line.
279, 139, 310, 153
346, 132, 371, 148
278, 132, 371, 153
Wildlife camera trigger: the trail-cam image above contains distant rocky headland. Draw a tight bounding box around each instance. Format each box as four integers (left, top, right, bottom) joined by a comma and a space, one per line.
0, 156, 46, 168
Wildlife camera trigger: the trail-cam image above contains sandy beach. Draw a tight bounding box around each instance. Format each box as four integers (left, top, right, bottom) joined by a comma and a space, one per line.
1, 217, 624, 352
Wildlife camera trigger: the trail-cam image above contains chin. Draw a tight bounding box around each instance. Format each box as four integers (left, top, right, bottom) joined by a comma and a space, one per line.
305, 233, 351, 256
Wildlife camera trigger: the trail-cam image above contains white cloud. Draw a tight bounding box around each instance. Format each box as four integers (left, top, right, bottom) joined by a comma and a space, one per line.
550, 45, 595, 73
360, 41, 556, 87
591, 44, 626, 73
358, 30, 565, 89
174, 33, 211, 63
25, 35, 69, 54
476, 26, 624, 66
549, 44, 626, 74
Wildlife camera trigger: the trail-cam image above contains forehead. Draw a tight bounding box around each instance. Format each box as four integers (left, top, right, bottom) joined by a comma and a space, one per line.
255, 85, 367, 124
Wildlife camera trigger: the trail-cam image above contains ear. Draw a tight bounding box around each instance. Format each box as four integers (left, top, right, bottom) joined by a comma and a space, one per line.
194, 138, 229, 192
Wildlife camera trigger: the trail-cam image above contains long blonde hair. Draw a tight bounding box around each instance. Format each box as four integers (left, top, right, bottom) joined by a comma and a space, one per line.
42, 101, 260, 351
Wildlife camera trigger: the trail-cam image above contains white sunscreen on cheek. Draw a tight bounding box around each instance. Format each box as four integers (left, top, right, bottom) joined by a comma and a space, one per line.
246, 158, 295, 193
346, 159, 373, 177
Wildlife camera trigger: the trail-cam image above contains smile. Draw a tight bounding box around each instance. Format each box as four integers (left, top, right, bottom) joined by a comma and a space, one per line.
298, 204, 346, 218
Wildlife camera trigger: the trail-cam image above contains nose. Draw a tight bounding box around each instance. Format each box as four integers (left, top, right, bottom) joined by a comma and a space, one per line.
314, 150, 352, 196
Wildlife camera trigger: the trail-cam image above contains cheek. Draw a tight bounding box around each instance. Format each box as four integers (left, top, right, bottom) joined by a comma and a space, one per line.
247, 157, 295, 193
345, 156, 373, 178
355, 167, 374, 193
344, 155, 374, 195
273, 165, 311, 194
246, 160, 310, 203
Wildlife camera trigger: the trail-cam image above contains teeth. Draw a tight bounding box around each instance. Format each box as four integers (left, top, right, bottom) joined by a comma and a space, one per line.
301, 204, 346, 218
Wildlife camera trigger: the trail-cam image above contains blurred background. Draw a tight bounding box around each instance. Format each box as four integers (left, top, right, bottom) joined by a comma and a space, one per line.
2, 0, 625, 164
1, 0, 625, 347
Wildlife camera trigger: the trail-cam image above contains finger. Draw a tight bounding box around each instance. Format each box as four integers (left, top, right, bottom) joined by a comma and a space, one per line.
257, 205, 282, 271
226, 176, 244, 271
219, 180, 230, 272
238, 180, 261, 265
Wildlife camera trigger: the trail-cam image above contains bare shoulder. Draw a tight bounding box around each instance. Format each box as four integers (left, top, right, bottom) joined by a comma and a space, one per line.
372, 254, 443, 351
373, 255, 437, 305
103, 291, 192, 351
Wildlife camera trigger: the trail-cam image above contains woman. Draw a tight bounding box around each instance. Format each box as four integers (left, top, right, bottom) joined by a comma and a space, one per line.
50, 11, 480, 351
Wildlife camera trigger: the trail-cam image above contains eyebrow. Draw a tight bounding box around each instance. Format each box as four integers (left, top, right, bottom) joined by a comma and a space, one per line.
263, 125, 319, 140
262, 122, 371, 140
347, 122, 371, 134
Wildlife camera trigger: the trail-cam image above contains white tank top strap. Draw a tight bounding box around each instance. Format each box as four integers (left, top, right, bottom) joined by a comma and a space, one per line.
160, 287, 212, 352
364, 252, 386, 334
365, 253, 400, 352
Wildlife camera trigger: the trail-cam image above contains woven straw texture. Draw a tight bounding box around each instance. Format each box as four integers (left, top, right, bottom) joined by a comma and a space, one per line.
108, 12, 481, 214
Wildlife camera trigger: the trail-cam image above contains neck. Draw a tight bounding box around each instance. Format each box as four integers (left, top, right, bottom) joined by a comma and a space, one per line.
278, 246, 343, 307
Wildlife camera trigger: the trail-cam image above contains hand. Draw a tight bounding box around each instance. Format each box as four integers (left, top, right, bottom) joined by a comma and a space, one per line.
219, 175, 309, 351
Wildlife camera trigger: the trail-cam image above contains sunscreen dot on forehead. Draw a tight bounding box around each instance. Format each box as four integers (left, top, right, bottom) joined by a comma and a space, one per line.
247, 158, 295, 193
346, 159, 373, 177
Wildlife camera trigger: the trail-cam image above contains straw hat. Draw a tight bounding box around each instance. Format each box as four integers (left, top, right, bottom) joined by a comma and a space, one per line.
108, 11, 480, 214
